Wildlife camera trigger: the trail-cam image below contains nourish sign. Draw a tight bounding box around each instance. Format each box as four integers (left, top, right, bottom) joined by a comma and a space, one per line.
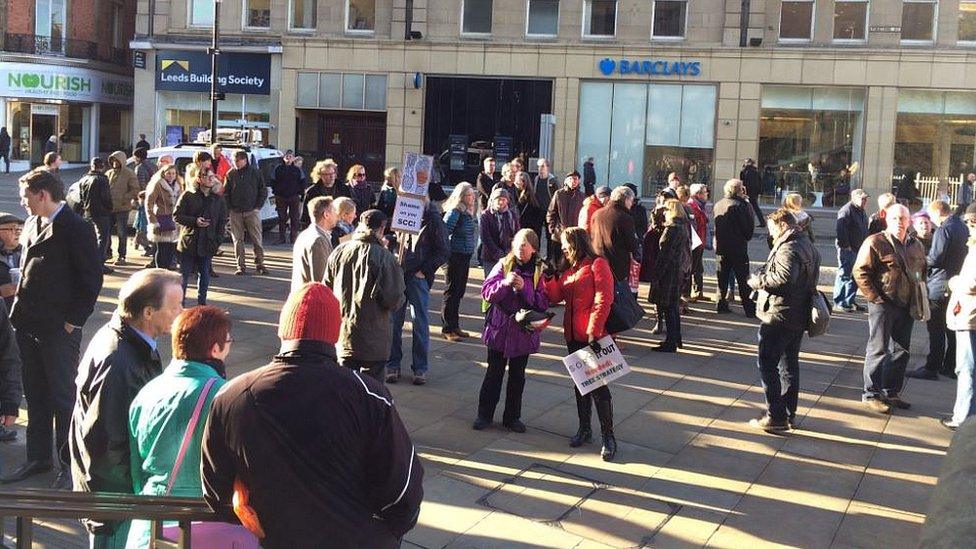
0, 62, 134, 104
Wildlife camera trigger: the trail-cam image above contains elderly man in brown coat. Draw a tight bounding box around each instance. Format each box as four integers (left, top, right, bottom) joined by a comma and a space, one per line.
589, 186, 638, 281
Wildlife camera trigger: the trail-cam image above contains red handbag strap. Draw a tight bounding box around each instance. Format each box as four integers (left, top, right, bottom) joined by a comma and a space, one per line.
166, 377, 218, 495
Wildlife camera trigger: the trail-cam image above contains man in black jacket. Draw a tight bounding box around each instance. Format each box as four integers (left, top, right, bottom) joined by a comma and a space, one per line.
2, 169, 103, 487
70, 269, 182, 542
224, 151, 269, 276
833, 189, 870, 312
0, 299, 22, 443
175, 166, 228, 306
271, 151, 305, 244
77, 157, 115, 275
476, 157, 498, 211
713, 179, 756, 316
748, 209, 821, 432
908, 200, 970, 380
740, 159, 765, 227
202, 283, 423, 548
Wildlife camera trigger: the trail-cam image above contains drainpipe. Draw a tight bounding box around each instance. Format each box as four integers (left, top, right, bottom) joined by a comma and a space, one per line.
739, 0, 750, 47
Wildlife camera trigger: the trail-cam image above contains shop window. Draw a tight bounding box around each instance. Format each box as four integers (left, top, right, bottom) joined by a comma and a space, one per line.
112, 3, 125, 49
779, 0, 814, 41
365, 75, 387, 110
188, 0, 214, 27
833, 0, 868, 41
346, 0, 375, 32
295, 72, 387, 111
342, 75, 366, 110
960, 1, 976, 42
290, 0, 317, 30
320, 74, 342, 108
462, 0, 493, 35
245, 0, 271, 28
651, 0, 687, 39
35, 0, 67, 53
758, 86, 865, 208
526, 0, 559, 37
297, 73, 319, 107
901, 0, 936, 42
156, 92, 270, 145
583, 0, 616, 38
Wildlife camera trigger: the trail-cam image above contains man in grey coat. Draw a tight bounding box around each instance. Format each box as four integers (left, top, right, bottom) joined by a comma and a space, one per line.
291, 197, 337, 291
747, 209, 821, 432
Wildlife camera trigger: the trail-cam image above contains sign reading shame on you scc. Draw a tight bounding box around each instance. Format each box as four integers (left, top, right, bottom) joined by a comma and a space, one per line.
155, 49, 271, 95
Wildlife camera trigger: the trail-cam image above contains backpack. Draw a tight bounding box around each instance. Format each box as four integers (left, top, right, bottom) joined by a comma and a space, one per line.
808, 290, 831, 337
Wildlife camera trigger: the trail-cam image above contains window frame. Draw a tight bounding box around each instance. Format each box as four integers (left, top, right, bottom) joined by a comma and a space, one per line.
581, 0, 618, 40
345, 0, 376, 35
187, 0, 214, 28
961, 0, 976, 44
650, 0, 689, 41
900, 0, 938, 44
288, 0, 317, 32
296, 72, 387, 112
832, 0, 870, 44
460, 0, 494, 38
242, 0, 272, 31
778, 0, 815, 43
525, 0, 560, 39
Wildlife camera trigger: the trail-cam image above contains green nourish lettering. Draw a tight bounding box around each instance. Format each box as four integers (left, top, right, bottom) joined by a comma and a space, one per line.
8, 73, 92, 92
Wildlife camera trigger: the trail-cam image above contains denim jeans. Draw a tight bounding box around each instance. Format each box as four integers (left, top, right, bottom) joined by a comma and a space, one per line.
757, 323, 804, 421
90, 216, 112, 261
387, 275, 430, 375
833, 248, 858, 308
952, 331, 976, 425
863, 301, 914, 400
180, 252, 213, 306
112, 211, 129, 259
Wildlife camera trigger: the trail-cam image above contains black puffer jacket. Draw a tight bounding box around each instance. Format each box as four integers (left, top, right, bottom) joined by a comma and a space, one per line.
174, 188, 228, 257
750, 229, 821, 331
713, 196, 755, 259
78, 170, 114, 219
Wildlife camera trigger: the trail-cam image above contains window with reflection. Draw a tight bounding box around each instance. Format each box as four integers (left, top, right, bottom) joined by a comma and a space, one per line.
780, 0, 814, 41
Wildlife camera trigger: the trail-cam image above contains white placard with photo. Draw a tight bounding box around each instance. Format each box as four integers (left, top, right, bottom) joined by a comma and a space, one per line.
400, 152, 433, 197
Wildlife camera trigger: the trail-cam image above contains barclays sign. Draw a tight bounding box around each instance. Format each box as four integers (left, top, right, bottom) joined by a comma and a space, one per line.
598, 58, 701, 77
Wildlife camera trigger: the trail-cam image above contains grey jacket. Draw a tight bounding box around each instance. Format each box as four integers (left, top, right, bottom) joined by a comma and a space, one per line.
291, 225, 333, 292
324, 232, 406, 362
750, 229, 821, 331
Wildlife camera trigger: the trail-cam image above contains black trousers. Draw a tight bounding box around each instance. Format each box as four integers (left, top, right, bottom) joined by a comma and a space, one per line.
924, 298, 955, 374
716, 255, 755, 315
687, 247, 704, 297
567, 341, 613, 433
441, 252, 471, 334
340, 358, 386, 383
548, 235, 563, 267
478, 349, 528, 424
663, 301, 682, 346
276, 195, 301, 243
757, 323, 804, 421
18, 327, 82, 469
748, 194, 765, 225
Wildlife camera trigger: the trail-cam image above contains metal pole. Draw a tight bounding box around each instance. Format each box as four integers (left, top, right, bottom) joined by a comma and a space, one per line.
209, 0, 222, 145
405, 0, 414, 40
739, 0, 750, 47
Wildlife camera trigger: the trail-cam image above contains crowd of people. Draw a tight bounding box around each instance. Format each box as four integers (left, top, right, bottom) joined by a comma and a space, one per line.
0, 148, 974, 546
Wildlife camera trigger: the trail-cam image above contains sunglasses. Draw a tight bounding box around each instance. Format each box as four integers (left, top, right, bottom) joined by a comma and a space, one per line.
354, 173, 366, 178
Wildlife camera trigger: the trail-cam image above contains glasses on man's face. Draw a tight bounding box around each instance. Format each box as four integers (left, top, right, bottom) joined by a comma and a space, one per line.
0, 228, 22, 233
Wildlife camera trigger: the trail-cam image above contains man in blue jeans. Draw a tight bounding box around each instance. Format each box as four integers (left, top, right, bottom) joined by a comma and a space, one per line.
833, 188, 870, 313
386, 201, 448, 385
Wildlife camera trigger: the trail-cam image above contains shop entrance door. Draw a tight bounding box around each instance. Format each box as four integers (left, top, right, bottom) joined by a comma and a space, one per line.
30, 106, 59, 166
316, 111, 387, 179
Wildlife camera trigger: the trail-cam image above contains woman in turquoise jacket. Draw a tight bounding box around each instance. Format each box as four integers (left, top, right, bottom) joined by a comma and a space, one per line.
126, 306, 232, 548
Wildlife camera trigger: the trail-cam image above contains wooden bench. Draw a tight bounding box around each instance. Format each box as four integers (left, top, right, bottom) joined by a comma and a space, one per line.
0, 489, 219, 548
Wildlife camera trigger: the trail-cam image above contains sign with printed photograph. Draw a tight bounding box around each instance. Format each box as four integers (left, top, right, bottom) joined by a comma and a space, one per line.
399, 152, 433, 197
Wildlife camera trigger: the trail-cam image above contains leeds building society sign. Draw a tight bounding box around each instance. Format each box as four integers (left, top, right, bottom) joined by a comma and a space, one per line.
598, 58, 702, 77
155, 49, 271, 95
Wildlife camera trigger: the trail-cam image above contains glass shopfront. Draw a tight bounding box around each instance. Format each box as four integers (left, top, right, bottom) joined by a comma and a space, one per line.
758, 86, 864, 208
577, 81, 716, 196
155, 92, 271, 145
894, 91, 976, 181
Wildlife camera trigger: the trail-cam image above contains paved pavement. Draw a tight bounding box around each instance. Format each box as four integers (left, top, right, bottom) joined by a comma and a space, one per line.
0, 168, 958, 548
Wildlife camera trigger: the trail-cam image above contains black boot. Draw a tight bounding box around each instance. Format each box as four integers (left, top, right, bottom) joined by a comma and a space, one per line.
570, 390, 593, 447
596, 399, 616, 461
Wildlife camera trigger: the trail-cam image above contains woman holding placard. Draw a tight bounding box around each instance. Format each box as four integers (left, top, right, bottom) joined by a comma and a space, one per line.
474, 229, 549, 432
544, 227, 617, 461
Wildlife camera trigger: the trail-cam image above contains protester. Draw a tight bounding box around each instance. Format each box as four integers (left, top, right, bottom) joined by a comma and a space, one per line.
514, 171, 545, 239
747, 210, 821, 432
225, 150, 269, 276
907, 200, 969, 380
271, 151, 305, 244
546, 172, 585, 267
442, 183, 478, 342
868, 192, 897, 235
129, 148, 156, 189
475, 229, 549, 432
911, 211, 934, 252
783, 192, 814, 241
579, 186, 610, 232
346, 164, 374, 216
534, 159, 558, 256
77, 157, 115, 275
210, 143, 230, 184
126, 305, 232, 548
957, 173, 975, 216
624, 183, 649, 247
145, 164, 181, 272
480, 188, 519, 278
302, 159, 349, 228
686, 184, 709, 301
106, 150, 140, 265
582, 157, 596, 196
387, 200, 449, 385
713, 179, 756, 317
42, 136, 58, 158
476, 157, 498, 211
0, 213, 23, 312
135, 134, 150, 151
495, 163, 517, 196
43, 151, 62, 175
175, 166, 228, 306
291, 197, 336, 292
70, 269, 182, 543
545, 227, 616, 460
0, 127, 10, 173
331, 196, 358, 247
650, 199, 691, 353
590, 186, 638, 282
740, 158, 764, 227
187, 150, 213, 182
833, 189, 870, 313
201, 283, 424, 548
943, 203, 976, 430
376, 167, 400, 220
0, 286, 20, 445
324, 210, 405, 381
2, 169, 103, 487
854, 204, 927, 414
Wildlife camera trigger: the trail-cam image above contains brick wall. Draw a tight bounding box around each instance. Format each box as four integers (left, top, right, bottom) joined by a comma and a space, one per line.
6, 0, 32, 35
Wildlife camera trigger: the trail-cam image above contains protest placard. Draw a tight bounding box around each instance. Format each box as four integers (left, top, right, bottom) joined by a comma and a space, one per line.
400, 152, 434, 197
561, 337, 631, 396
390, 195, 426, 235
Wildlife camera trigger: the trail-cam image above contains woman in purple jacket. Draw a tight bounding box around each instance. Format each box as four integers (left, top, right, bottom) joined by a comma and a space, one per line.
474, 228, 549, 432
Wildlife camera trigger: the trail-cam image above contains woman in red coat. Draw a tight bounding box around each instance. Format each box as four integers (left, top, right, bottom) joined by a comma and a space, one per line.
545, 227, 617, 461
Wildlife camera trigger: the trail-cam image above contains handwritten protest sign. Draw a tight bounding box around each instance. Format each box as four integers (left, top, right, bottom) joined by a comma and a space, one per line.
562, 337, 631, 396
390, 195, 426, 235
400, 152, 433, 197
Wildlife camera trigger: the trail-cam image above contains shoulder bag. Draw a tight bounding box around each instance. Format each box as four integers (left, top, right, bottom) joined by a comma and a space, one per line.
605, 278, 645, 334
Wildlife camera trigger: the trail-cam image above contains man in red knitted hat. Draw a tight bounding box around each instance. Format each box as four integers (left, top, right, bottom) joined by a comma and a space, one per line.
201, 282, 423, 548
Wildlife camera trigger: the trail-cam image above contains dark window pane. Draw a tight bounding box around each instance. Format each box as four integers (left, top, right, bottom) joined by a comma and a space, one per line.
527, 0, 559, 35
653, 1, 686, 38
833, 2, 867, 40
463, 0, 493, 34
586, 0, 616, 36
901, 3, 935, 41
780, 1, 813, 40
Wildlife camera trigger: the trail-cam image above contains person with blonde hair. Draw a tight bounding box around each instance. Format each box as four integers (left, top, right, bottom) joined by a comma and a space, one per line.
782, 192, 813, 241
650, 199, 691, 352
174, 165, 227, 305
441, 183, 478, 341
145, 163, 182, 271
302, 158, 349, 228
346, 164, 374, 216
331, 196, 357, 247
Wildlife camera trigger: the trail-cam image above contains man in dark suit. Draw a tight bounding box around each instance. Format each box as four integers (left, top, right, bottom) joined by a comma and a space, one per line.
2, 169, 103, 488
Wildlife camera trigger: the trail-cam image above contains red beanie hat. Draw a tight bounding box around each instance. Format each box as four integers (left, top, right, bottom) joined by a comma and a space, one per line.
278, 283, 341, 345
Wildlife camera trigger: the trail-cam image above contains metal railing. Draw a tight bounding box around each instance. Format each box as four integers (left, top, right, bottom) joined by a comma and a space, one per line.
0, 489, 220, 548
2, 33, 129, 65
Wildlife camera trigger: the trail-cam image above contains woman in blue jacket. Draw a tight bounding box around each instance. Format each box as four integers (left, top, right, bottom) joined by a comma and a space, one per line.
441, 183, 477, 341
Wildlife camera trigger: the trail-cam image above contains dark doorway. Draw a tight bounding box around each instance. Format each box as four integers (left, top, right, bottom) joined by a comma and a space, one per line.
423, 77, 553, 186
296, 110, 387, 182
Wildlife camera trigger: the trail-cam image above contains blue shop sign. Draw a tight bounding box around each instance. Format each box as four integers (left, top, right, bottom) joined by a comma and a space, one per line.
155, 49, 271, 95
598, 58, 701, 77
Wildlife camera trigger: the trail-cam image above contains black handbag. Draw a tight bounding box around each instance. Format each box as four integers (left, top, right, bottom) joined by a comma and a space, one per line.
605, 280, 645, 334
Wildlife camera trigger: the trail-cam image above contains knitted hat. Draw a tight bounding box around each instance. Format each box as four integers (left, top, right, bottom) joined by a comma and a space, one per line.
489, 187, 510, 204
278, 283, 341, 344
